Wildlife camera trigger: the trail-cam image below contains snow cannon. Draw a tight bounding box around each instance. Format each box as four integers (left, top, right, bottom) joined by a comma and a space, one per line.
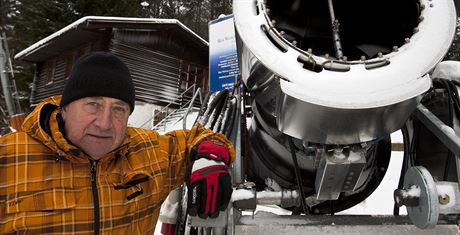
232, 0, 457, 217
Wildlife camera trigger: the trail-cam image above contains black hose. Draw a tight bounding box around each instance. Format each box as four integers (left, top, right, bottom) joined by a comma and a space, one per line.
394, 124, 411, 216
216, 96, 232, 133
209, 92, 229, 130
223, 97, 237, 137
198, 93, 211, 117
431, 78, 460, 181
288, 137, 309, 214
196, 92, 216, 125
193, 93, 212, 126
199, 90, 229, 126
441, 79, 454, 180
213, 95, 229, 132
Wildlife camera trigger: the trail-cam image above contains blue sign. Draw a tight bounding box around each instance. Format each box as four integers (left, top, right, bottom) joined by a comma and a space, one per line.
209, 15, 240, 93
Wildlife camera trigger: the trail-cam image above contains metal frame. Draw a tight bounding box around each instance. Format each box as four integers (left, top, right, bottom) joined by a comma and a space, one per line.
414, 104, 460, 157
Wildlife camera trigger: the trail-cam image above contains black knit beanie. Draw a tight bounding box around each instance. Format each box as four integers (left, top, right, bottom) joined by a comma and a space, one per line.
60, 51, 135, 113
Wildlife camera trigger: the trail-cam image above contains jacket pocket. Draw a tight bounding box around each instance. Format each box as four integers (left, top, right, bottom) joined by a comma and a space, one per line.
114, 174, 150, 201
5, 188, 76, 214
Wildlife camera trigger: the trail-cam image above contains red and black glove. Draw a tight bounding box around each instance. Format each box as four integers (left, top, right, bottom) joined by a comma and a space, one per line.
187, 140, 232, 218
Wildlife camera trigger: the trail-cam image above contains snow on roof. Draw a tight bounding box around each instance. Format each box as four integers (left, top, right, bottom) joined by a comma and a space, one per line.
15, 16, 208, 60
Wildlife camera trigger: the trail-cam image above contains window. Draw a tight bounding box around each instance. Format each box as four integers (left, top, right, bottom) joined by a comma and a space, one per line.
65, 43, 92, 80
65, 50, 77, 79
45, 58, 56, 85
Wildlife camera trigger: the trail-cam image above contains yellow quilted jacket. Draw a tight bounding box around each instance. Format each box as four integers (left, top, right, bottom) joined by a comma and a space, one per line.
0, 96, 235, 234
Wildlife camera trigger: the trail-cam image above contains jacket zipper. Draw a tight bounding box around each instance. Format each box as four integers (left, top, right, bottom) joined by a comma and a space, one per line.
90, 160, 100, 235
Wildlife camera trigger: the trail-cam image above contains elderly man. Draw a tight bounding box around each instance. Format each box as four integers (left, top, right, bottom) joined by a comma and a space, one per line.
0, 52, 234, 234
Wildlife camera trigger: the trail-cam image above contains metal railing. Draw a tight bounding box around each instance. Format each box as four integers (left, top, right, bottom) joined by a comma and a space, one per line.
139, 84, 203, 130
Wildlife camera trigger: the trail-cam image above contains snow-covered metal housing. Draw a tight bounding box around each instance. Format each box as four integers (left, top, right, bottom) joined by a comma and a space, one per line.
230, 0, 458, 217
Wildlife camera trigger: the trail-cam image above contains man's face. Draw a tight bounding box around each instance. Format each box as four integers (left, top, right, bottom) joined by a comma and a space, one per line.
61, 97, 130, 160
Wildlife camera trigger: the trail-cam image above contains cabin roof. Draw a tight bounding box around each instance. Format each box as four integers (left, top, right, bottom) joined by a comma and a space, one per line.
15, 16, 208, 62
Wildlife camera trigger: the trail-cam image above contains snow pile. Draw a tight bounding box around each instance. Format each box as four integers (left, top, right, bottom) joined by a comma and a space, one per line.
231, 189, 255, 202
401, 185, 421, 198
431, 60, 460, 80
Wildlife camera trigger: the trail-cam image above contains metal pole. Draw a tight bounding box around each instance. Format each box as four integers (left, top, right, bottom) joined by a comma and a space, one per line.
327, 0, 344, 59
231, 85, 243, 184
12, 80, 22, 114
0, 32, 15, 116
183, 86, 201, 130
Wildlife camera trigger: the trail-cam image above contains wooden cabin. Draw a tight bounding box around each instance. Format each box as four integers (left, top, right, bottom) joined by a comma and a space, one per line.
14, 16, 209, 128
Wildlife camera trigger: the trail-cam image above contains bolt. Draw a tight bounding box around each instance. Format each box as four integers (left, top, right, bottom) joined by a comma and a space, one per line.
439, 194, 450, 205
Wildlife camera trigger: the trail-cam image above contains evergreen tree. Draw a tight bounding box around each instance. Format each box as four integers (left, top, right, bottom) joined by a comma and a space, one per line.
446, 18, 460, 61
73, 0, 138, 18
13, 0, 76, 50
138, 0, 232, 39
8, 0, 80, 116
0, 0, 21, 126
0, 0, 17, 33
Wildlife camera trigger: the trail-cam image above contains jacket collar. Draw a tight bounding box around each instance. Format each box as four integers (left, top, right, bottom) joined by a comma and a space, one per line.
23, 96, 131, 163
